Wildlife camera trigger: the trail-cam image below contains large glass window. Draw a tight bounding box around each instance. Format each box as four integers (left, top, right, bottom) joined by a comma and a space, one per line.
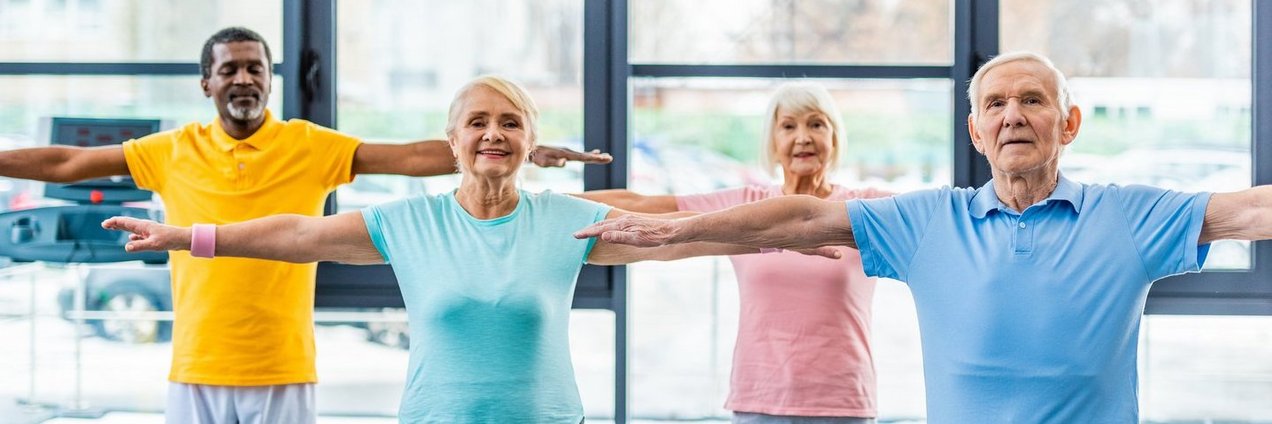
630, 0, 952, 65
335, 0, 585, 211
0, 0, 283, 63
1002, 0, 1252, 270
1000, 1, 1271, 421
627, 77, 948, 418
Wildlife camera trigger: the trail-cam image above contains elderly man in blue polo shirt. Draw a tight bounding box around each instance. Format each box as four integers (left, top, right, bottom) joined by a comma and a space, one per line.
575, 51, 1271, 423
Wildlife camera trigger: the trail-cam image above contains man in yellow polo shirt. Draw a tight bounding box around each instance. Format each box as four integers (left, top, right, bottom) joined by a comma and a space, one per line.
0, 27, 610, 423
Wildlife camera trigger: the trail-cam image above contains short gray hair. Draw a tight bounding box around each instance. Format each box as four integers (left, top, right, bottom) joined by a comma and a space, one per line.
967, 51, 1073, 120
759, 82, 845, 176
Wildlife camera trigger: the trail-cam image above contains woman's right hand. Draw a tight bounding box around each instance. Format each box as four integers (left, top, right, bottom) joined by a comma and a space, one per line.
101, 217, 191, 253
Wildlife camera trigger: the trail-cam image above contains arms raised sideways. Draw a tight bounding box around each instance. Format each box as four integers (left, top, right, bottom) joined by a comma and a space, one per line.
352, 140, 613, 177
575, 195, 856, 252
102, 212, 384, 265
583, 208, 842, 265
1201, 186, 1272, 244
572, 190, 679, 214
0, 145, 130, 183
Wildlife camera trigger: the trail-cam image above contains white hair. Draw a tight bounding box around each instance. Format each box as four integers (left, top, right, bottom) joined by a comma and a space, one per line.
759, 82, 846, 176
967, 51, 1074, 120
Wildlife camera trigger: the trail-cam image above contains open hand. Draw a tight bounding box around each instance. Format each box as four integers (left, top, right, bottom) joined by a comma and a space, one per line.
530, 146, 613, 167
101, 217, 189, 252
574, 214, 677, 247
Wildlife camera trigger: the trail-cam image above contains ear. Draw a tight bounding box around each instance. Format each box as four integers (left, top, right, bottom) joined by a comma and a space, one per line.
1060, 105, 1082, 146
967, 114, 986, 155
201, 79, 211, 98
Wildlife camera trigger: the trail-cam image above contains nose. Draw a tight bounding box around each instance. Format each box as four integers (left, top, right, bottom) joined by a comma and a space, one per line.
795, 127, 813, 145
482, 126, 505, 142
1001, 99, 1027, 128
231, 68, 253, 85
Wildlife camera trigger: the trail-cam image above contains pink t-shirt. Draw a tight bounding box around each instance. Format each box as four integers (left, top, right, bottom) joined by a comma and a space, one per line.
677, 184, 890, 418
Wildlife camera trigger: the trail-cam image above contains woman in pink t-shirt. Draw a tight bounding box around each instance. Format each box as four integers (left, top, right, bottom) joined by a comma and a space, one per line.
579, 82, 891, 424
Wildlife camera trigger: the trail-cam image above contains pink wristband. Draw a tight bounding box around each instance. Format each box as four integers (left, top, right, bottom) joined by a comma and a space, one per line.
190, 224, 217, 258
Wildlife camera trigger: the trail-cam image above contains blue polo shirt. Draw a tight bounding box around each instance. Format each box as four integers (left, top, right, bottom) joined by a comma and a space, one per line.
847, 176, 1211, 424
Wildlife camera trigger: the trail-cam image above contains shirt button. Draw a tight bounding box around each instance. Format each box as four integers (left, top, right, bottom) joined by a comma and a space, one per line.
238, 163, 246, 170
1018, 222, 1027, 229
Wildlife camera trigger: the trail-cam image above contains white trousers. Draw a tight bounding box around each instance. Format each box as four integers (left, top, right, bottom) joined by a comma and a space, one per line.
165, 382, 315, 424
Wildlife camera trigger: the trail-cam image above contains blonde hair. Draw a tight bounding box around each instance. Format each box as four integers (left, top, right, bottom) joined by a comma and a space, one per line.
445, 75, 540, 144
759, 82, 845, 176
967, 51, 1073, 120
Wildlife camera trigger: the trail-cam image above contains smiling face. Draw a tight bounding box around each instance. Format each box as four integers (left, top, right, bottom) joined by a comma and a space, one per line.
969, 60, 1081, 178
447, 84, 533, 181
772, 107, 836, 178
201, 41, 271, 125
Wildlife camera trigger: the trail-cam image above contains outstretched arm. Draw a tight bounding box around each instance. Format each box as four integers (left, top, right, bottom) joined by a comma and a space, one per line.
0, 145, 130, 183
573, 189, 679, 214
583, 208, 841, 265
1201, 186, 1272, 244
352, 140, 613, 176
102, 212, 384, 265
575, 195, 855, 251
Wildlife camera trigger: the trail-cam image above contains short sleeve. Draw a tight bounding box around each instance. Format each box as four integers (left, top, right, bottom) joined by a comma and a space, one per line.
362, 199, 412, 264
299, 122, 362, 190
847, 188, 946, 281
1113, 185, 1212, 280
122, 130, 178, 193
544, 192, 612, 264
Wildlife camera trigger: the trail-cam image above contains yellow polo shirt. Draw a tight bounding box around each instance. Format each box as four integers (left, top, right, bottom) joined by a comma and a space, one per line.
123, 110, 361, 386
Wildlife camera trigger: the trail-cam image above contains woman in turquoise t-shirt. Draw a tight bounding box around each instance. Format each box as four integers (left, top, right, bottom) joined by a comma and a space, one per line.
104, 76, 839, 423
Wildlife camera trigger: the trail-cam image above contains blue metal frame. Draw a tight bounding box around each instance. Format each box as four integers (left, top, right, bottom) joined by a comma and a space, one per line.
952, 0, 997, 188
584, 1, 630, 420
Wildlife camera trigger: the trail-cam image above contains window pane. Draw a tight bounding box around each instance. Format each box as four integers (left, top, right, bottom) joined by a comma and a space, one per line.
0, 75, 282, 210
629, 77, 947, 419
0, 0, 283, 62
631, 77, 952, 194
630, 0, 951, 65
1001, 0, 1252, 270
1140, 315, 1272, 421
335, 0, 584, 212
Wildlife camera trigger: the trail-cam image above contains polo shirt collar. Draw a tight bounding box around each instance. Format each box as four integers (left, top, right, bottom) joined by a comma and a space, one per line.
211, 109, 281, 152
969, 173, 1084, 218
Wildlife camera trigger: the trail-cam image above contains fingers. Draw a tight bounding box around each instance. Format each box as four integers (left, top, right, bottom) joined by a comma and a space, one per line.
102, 216, 148, 234
574, 220, 618, 239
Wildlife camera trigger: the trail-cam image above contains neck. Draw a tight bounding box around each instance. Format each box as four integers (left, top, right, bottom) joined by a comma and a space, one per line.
991, 168, 1059, 212
219, 115, 266, 140
455, 176, 520, 219
781, 171, 833, 198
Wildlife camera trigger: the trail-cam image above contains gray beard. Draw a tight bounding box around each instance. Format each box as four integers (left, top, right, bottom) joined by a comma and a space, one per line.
227, 102, 264, 121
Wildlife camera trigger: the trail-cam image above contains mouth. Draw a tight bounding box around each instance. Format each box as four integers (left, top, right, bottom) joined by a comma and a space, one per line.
792, 152, 817, 159
228, 92, 260, 104
1001, 138, 1033, 147
476, 149, 511, 159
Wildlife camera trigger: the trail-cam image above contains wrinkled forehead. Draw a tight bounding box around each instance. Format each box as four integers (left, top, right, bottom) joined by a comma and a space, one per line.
980, 61, 1057, 99
211, 41, 268, 67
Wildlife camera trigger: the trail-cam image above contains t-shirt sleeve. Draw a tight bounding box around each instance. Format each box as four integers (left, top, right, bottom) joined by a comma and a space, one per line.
547, 192, 613, 265
121, 130, 178, 193
676, 187, 749, 212
362, 199, 411, 264
1114, 185, 1212, 280
847, 188, 945, 281
301, 122, 362, 190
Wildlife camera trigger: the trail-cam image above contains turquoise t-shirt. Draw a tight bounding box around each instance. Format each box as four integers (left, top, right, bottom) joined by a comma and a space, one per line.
362, 189, 611, 423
